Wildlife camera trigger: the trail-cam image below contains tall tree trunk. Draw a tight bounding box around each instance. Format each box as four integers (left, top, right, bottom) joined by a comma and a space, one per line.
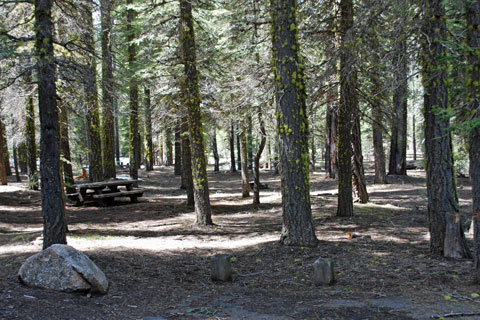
25, 82, 38, 189
466, 0, 480, 281
181, 116, 194, 206
59, 102, 75, 194
310, 106, 316, 171
0, 116, 7, 185
240, 125, 250, 198
230, 121, 236, 172
236, 126, 241, 171
211, 126, 220, 172
180, 0, 212, 225
144, 87, 154, 171
247, 116, 253, 169
127, 0, 139, 182
389, 36, 408, 176
12, 144, 21, 182
271, 0, 318, 247
253, 109, 266, 205
2, 129, 11, 176
412, 112, 417, 161
101, 0, 116, 180
35, 0, 67, 248
351, 111, 369, 203
83, 0, 103, 182
114, 95, 120, 164
421, 0, 469, 258
165, 127, 173, 166
325, 103, 338, 179
336, 0, 354, 217
174, 120, 182, 175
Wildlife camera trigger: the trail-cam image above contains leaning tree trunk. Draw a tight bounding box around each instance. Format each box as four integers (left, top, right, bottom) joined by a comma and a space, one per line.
144, 87, 154, 171
0, 116, 7, 185
336, 0, 355, 217
174, 120, 182, 175
101, 0, 116, 180
35, 0, 67, 248
127, 0, 140, 182
351, 109, 369, 203
83, 0, 103, 182
25, 82, 38, 189
180, 0, 212, 225
465, 0, 480, 281
271, 0, 318, 247
389, 36, 408, 176
421, 0, 470, 258
229, 121, 236, 172
253, 109, 266, 205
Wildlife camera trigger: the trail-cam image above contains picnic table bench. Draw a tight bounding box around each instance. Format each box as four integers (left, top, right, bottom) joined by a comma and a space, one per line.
67, 179, 144, 206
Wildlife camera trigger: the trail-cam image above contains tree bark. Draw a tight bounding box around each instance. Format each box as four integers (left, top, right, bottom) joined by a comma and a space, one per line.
465, 0, 480, 281
144, 87, 154, 171
25, 82, 38, 189
253, 109, 266, 205
127, 0, 140, 182
247, 116, 253, 169
240, 125, 250, 198
211, 126, 220, 172
421, 0, 469, 257
174, 120, 182, 175
59, 101, 75, 194
34, 0, 67, 248
271, 0, 318, 247
236, 126, 241, 171
2, 126, 11, 176
230, 121, 236, 172
352, 110, 369, 203
83, 0, 103, 182
180, 0, 212, 225
165, 127, 173, 166
388, 36, 408, 176
0, 116, 7, 185
101, 0, 116, 180
12, 144, 20, 182
336, 0, 354, 217
181, 116, 194, 206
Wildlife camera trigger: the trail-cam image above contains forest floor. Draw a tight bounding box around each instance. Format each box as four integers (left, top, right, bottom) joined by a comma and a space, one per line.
1, 165, 480, 320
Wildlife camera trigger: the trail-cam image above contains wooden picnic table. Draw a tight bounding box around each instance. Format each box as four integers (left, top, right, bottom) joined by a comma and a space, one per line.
68, 179, 144, 206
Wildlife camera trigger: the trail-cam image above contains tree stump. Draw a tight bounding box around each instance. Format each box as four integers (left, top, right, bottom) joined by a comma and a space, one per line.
313, 258, 335, 285
210, 254, 232, 281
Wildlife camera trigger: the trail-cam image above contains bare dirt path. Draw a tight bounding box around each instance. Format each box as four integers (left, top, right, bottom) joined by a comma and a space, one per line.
1, 166, 479, 319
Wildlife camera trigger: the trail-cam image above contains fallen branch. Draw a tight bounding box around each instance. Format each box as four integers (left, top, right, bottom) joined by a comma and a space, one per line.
431, 312, 480, 318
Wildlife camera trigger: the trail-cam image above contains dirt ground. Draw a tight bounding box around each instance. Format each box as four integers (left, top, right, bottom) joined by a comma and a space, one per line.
1, 165, 480, 320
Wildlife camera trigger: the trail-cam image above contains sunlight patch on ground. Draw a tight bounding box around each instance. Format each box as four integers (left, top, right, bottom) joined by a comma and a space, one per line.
0, 185, 25, 192
67, 233, 279, 252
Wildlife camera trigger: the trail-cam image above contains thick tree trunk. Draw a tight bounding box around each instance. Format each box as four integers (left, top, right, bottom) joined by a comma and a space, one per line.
389, 36, 408, 176
336, 0, 355, 217
351, 112, 369, 203
253, 109, 266, 205
421, 0, 469, 257
181, 116, 194, 206
466, 0, 480, 281
271, 0, 318, 247
101, 0, 116, 180
211, 126, 220, 172
230, 122, 236, 172
83, 0, 103, 183
180, 0, 212, 225
0, 116, 7, 185
174, 120, 182, 175
25, 86, 38, 189
240, 125, 250, 198
127, 0, 140, 182
35, 0, 67, 248
144, 87, 154, 171
59, 103, 75, 194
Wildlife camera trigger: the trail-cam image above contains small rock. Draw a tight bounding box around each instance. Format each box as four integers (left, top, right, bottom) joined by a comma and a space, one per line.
313, 258, 335, 285
18, 244, 108, 294
211, 254, 232, 281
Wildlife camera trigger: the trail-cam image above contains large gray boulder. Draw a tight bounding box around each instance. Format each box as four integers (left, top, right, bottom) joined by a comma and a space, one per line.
18, 244, 108, 294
